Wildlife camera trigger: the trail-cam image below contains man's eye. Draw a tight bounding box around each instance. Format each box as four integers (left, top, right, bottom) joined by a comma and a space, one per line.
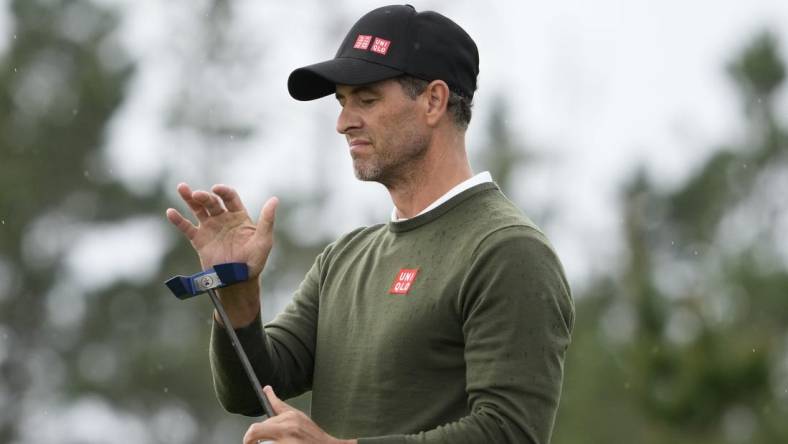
360, 98, 377, 105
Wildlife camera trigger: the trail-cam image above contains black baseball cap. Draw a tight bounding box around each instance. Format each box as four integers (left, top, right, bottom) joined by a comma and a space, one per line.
287, 4, 479, 101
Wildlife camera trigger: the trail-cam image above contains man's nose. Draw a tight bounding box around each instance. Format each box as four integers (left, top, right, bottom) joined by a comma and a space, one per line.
336, 106, 362, 134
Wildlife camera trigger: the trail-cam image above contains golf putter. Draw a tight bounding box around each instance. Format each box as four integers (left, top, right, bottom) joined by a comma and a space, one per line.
165, 262, 276, 418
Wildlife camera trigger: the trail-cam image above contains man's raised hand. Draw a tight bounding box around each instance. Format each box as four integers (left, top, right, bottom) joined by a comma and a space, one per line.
166, 183, 278, 278
165, 183, 278, 327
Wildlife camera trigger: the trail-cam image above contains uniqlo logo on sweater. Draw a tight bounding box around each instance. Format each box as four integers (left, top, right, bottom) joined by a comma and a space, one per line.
353, 34, 372, 50
389, 268, 419, 295
370, 37, 391, 55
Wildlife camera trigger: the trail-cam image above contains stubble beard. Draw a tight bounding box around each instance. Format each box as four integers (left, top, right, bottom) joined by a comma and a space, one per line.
352, 131, 429, 188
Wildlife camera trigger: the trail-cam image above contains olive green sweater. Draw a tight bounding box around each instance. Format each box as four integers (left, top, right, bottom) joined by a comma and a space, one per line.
210, 182, 574, 443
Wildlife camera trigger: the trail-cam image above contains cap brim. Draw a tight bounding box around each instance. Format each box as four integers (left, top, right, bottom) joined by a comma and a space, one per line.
288, 57, 403, 101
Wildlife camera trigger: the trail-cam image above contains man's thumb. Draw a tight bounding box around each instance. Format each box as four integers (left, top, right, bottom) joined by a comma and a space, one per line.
257, 197, 279, 234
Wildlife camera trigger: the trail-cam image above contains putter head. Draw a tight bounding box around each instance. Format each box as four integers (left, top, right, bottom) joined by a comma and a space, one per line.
165, 262, 249, 300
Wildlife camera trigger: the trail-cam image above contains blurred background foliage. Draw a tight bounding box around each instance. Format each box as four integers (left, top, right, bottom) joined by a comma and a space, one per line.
0, 0, 786, 443
553, 31, 788, 444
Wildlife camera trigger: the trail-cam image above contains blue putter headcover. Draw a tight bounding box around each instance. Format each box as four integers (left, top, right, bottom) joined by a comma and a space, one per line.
165, 262, 249, 299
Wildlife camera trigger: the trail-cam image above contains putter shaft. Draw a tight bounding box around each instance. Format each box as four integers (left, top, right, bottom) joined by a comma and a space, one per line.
207, 288, 276, 418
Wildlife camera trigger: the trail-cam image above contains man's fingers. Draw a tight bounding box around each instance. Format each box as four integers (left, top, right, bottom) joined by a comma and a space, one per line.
256, 197, 279, 236
242, 388, 290, 443
244, 388, 325, 444
212, 184, 247, 213
165, 208, 198, 240
176, 182, 209, 222
263, 385, 293, 415
193, 190, 227, 216
242, 422, 270, 444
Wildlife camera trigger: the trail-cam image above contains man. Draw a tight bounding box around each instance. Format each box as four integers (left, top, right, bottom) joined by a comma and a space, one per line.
166, 5, 574, 443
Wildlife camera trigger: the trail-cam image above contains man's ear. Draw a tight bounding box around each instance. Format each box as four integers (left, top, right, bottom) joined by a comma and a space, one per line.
424, 80, 450, 127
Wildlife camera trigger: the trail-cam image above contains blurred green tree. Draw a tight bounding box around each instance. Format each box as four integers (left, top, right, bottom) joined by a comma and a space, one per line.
554, 30, 788, 444
0, 0, 139, 440
0, 0, 330, 441
475, 98, 529, 190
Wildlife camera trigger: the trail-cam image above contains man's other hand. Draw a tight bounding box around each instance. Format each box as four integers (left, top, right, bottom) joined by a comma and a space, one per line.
243, 386, 357, 444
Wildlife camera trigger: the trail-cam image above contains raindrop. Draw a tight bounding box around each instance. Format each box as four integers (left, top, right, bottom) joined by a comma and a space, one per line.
72, 109, 78, 116
13, 34, 17, 39
693, 250, 698, 256
164, 387, 169, 393
752, 348, 756, 353
1, 220, 4, 225
742, 163, 747, 169
83, 170, 90, 178
13, 68, 17, 72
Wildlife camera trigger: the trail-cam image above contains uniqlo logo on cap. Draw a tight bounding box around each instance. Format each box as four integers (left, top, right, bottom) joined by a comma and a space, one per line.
353, 34, 372, 50
370, 37, 391, 55
389, 268, 419, 295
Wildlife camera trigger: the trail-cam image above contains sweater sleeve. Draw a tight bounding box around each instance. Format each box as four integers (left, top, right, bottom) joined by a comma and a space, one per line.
209, 251, 324, 416
359, 226, 575, 444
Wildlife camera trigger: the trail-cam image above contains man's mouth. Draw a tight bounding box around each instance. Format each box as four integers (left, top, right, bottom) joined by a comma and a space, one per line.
349, 139, 372, 154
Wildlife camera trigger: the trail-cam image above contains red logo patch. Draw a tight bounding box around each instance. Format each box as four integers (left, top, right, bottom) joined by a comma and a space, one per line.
389, 268, 419, 295
353, 34, 372, 50
370, 37, 391, 55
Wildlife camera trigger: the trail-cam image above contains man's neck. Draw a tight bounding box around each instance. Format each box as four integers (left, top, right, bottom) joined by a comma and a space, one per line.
387, 142, 473, 219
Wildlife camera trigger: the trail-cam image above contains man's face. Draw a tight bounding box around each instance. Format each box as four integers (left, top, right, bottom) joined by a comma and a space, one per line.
335, 79, 430, 186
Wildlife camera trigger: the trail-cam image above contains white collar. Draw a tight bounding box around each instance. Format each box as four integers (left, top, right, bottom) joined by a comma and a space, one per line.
391, 171, 493, 222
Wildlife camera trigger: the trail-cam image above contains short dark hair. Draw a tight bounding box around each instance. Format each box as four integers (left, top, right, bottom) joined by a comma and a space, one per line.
395, 75, 473, 130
